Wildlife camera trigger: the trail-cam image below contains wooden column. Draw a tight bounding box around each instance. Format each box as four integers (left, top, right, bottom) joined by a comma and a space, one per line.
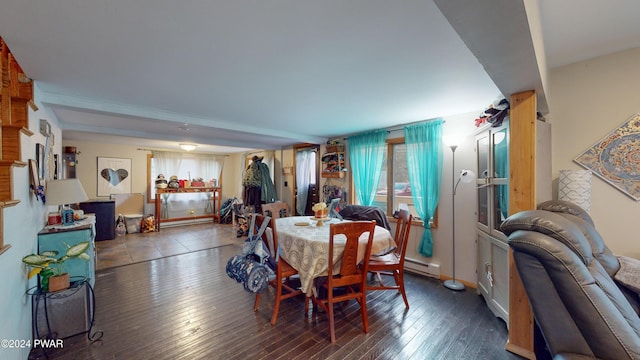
505, 90, 537, 359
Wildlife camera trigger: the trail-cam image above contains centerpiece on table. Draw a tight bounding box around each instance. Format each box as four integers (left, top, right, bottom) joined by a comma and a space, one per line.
22, 241, 90, 292
312, 202, 329, 226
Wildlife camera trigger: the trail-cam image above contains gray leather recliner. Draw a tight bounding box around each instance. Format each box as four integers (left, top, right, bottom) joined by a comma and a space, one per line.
501, 200, 640, 359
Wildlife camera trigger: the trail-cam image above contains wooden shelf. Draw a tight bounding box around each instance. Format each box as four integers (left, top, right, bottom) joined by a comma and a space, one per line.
0, 37, 34, 254
0, 244, 11, 256
0, 200, 20, 208
154, 187, 223, 231
321, 172, 346, 178
321, 150, 346, 179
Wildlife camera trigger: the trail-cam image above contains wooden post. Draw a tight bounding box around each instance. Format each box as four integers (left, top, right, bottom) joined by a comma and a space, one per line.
505, 90, 537, 359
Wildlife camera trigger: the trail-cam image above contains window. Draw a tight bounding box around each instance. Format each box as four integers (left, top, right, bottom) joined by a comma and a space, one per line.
375, 140, 412, 216
372, 138, 437, 226
146, 152, 225, 203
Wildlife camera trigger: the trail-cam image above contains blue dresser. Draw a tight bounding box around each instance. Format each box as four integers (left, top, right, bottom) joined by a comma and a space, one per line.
37, 217, 96, 288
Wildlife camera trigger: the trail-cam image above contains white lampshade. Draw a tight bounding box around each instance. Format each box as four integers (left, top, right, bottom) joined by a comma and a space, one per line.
558, 170, 592, 212
459, 169, 476, 183
45, 179, 89, 206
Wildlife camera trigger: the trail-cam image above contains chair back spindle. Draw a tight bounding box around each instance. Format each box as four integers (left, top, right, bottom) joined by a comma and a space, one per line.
366, 209, 413, 308
312, 220, 376, 343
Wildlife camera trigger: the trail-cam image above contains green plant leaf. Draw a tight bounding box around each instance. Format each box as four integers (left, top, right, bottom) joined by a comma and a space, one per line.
22, 254, 55, 266
40, 250, 59, 257
66, 242, 89, 257
77, 253, 91, 261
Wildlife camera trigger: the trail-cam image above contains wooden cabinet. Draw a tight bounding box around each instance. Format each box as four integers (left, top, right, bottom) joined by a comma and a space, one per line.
475, 120, 510, 326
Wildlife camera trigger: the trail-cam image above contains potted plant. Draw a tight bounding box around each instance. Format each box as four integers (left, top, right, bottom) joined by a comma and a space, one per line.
22, 241, 90, 292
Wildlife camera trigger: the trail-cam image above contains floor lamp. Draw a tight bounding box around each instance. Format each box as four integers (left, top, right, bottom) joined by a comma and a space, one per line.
444, 143, 476, 291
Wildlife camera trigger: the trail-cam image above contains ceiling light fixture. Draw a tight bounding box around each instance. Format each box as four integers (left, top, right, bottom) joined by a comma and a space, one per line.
179, 144, 197, 151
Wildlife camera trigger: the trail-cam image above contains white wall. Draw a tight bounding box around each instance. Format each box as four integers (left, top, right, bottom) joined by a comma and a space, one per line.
223, 153, 244, 201
59, 141, 149, 200
279, 148, 294, 209
0, 89, 57, 360
549, 47, 640, 258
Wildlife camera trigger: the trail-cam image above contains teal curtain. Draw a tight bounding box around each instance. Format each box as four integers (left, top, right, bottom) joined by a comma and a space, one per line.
404, 119, 443, 257
348, 129, 387, 206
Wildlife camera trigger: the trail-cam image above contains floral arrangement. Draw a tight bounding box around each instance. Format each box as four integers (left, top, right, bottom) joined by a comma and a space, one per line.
312, 202, 327, 213
312, 202, 328, 220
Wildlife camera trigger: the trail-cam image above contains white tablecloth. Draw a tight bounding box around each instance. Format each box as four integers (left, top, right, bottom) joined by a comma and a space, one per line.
275, 216, 395, 295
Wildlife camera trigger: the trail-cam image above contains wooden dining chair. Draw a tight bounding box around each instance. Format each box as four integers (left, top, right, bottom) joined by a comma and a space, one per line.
309, 220, 376, 343
366, 209, 413, 308
253, 214, 303, 325
261, 202, 289, 219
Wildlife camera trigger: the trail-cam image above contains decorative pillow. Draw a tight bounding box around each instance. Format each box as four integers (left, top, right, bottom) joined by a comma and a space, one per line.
614, 256, 640, 294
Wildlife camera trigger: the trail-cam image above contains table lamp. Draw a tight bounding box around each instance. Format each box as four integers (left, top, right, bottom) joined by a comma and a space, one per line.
45, 179, 89, 225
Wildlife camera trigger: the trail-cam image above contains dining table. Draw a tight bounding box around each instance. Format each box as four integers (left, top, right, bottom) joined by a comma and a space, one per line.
274, 215, 396, 296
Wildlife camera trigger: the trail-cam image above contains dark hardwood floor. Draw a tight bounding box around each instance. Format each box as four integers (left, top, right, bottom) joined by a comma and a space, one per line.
30, 223, 522, 360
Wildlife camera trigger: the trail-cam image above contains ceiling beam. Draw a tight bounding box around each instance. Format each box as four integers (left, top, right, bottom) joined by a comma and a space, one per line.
434, 0, 549, 114
36, 88, 328, 146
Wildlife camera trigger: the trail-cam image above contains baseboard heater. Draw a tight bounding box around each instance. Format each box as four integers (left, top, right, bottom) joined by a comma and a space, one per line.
404, 258, 440, 278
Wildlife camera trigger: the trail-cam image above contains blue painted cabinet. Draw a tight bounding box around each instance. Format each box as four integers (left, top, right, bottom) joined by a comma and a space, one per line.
38, 224, 96, 288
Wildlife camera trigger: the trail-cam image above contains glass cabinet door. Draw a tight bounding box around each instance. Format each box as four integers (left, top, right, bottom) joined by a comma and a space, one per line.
476, 120, 509, 239
476, 119, 510, 326
477, 134, 490, 231
492, 127, 509, 232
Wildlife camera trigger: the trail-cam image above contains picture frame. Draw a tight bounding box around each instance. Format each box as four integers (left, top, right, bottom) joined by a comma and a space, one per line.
53, 154, 59, 180
28, 159, 39, 195
35, 143, 45, 180
39, 119, 51, 137
97, 157, 132, 196
574, 113, 640, 201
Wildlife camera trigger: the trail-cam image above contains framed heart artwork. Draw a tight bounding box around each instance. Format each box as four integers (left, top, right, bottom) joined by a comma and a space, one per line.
97, 157, 132, 196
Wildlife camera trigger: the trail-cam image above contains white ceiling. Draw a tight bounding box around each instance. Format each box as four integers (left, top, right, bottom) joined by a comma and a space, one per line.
1, 0, 639, 154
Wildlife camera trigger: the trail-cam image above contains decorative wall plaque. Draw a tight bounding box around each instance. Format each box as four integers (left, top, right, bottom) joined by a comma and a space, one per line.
574, 113, 640, 201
